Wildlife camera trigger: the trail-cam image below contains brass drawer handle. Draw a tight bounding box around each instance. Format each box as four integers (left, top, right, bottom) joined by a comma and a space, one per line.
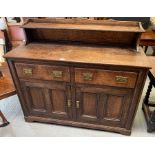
23, 68, 33, 76
76, 101, 80, 109
115, 76, 128, 83
52, 70, 63, 78
83, 72, 93, 81
67, 99, 71, 108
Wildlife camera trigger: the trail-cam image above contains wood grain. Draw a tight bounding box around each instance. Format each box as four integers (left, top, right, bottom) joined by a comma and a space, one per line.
0, 62, 16, 100
4, 19, 150, 135
15, 63, 70, 82
22, 19, 144, 50
140, 29, 155, 46
75, 67, 137, 88
4, 43, 151, 68
22, 19, 144, 32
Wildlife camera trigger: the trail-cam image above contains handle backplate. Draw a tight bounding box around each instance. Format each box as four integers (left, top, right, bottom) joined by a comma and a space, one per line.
115, 76, 128, 83
23, 68, 33, 76
52, 70, 63, 78
82, 72, 93, 81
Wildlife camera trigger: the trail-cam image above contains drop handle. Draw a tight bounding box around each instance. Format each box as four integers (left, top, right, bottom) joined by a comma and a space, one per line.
76, 101, 80, 109
67, 99, 71, 108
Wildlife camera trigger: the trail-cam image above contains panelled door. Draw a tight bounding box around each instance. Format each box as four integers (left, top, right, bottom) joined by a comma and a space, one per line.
21, 80, 132, 127
75, 84, 100, 123
21, 80, 72, 120
98, 87, 132, 127
75, 84, 132, 127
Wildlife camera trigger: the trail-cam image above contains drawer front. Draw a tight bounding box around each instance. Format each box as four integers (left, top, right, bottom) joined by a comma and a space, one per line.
15, 63, 70, 82
75, 68, 137, 88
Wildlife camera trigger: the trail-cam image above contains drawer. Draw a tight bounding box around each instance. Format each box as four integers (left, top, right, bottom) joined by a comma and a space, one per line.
75, 68, 137, 88
15, 63, 70, 82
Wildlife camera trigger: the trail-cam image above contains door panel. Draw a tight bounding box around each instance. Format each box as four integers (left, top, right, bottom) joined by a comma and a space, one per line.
75, 85, 100, 123
21, 80, 72, 120
75, 84, 132, 127
47, 83, 72, 119
104, 95, 124, 120
29, 87, 47, 112
50, 89, 66, 113
83, 93, 97, 117
22, 82, 50, 116
99, 89, 131, 127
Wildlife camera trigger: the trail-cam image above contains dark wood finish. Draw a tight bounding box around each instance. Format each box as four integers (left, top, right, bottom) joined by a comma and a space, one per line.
140, 29, 155, 54
0, 62, 16, 127
4, 19, 150, 135
23, 18, 144, 50
0, 63, 16, 100
140, 29, 155, 46
142, 56, 155, 132
151, 48, 155, 56
21, 80, 72, 120
0, 110, 10, 127
24, 29, 138, 49
75, 84, 132, 128
4, 43, 150, 68
22, 18, 144, 32
75, 68, 137, 88
15, 63, 70, 82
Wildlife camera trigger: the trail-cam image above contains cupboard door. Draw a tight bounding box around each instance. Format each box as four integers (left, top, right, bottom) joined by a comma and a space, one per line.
21, 81, 51, 117
47, 82, 72, 120
98, 88, 132, 127
75, 84, 132, 127
75, 85, 100, 123
21, 80, 72, 120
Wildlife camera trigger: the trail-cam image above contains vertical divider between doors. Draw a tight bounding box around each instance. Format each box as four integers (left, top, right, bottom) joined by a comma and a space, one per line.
70, 66, 76, 121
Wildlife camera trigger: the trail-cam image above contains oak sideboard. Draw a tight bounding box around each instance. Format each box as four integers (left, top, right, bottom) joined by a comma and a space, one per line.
4, 18, 151, 135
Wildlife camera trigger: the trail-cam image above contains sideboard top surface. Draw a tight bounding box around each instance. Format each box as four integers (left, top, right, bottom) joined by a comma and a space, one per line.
4, 43, 150, 68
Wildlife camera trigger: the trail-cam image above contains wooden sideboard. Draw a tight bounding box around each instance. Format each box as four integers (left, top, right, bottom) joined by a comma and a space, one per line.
4, 18, 151, 135
0, 62, 16, 127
